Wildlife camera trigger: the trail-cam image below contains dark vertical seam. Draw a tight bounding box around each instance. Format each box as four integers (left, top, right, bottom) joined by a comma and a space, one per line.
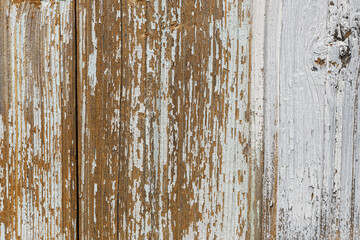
74, 0, 80, 239
116, 0, 124, 238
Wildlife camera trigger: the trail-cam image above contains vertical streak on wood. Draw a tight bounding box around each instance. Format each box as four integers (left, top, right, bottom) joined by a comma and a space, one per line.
77, 0, 122, 238
145, 0, 182, 238
262, 0, 281, 239
118, 0, 147, 239
216, 0, 253, 238
249, 0, 265, 239
0, 1, 5, 239
60, 0, 78, 238
145, 0, 162, 238
159, 0, 182, 238
0, 0, 77, 239
325, 2, 344, 237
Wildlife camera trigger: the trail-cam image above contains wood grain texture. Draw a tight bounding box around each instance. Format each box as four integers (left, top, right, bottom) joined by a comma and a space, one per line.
263, 0, 360, 239
0, 0, 77, 239
2, 0, 360, 239
77, 0, 122, 238
78, 0, 260, 239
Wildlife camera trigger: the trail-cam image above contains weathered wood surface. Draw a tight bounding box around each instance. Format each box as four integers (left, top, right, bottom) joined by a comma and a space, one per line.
77, 0, 262, 239
0, 0, 77, 239
263, 0, 360, 239
1, 0, 360, 239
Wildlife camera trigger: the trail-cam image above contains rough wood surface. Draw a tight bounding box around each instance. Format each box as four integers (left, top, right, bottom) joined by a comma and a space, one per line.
0, 0, 77, 239
1, 0, 360, 239
77, 0, 122, 238
77, 0, 260, 239
263, 0, 360, 239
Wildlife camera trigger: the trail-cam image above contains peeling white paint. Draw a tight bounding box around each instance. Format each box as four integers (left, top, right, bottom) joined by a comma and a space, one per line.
88, 5, 98, 95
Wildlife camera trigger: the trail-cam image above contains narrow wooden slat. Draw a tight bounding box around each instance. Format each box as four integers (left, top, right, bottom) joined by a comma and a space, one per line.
76, 0, 122, 238
60, 1, 78, 238
144, 0, 162, 238
0, 0, 77, 239
277, 1, 329, 237
324, 1, 360, 238
166, 0, 255, 238
262, 0, 282, 238
118, 0, 147, 238
249, 1, 266, 239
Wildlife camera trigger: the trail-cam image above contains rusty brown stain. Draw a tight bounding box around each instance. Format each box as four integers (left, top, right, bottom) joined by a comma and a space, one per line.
315, 57, 326, 66
11, 0, 42, 6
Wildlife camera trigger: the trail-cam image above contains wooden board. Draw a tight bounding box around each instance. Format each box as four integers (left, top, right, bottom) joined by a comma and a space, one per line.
0, 0, 77, 239
1, 0, 360, 239
263, 0, 360, 239
76, 0, 122, 238
77, 0, 262, 239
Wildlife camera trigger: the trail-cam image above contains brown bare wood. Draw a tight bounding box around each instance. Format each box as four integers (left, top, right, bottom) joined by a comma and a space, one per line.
76, 0, 122, 238
0, 0, 77, 239
77, 0, 260, 239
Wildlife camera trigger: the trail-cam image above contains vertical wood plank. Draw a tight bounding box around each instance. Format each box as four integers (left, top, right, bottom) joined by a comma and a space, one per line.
0, 0, 77, 239
264, 0, 360, 238
60, 0, 78, 238
118, 0, 147, 239
78, 0, 259, 239
171, 0, 255, 238
262, 0, 282, 238
144, 0, 257, 238
323, 1, 360, 238
277, 1, 329, 237
77, 0, 122, 238
250, 1, 265, 239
